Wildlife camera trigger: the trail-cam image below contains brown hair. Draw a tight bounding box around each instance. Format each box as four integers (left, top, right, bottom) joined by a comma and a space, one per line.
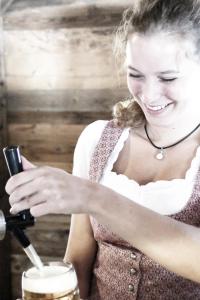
113, 0, 200, 128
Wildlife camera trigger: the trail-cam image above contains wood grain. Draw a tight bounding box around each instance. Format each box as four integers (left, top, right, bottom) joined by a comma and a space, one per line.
8, 111, 111, 124
4, 28, 126, 91
0, 86, 11, 300
4, 0, 132, 30
7, 89, 129, 112
8, 122, 85, 163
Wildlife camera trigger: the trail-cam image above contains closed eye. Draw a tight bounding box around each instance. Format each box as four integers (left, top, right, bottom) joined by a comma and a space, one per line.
128, 74, 143, 79
159, 77, 177, 82
128, 73, 177, 82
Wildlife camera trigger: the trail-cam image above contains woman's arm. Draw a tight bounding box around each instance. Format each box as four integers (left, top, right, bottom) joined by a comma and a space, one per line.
6, 161, 200, 283
90, 183, 200, 283
64, 214, 97, 299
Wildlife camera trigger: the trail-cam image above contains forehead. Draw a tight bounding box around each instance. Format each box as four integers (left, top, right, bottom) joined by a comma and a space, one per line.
126, 32, 197, 71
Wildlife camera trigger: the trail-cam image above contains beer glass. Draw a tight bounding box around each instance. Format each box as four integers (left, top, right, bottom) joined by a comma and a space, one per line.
22, 261, 80, 300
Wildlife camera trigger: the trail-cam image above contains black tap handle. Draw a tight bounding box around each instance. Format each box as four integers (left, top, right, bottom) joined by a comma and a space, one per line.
3, 145, 32, 219
3, 145, 34, 248
3, 145, 23, 176
6, 210, 35, 231
12, 226, 30, 248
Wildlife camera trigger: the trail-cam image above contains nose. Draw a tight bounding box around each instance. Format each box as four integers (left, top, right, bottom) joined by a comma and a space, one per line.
139, 79, 161, 104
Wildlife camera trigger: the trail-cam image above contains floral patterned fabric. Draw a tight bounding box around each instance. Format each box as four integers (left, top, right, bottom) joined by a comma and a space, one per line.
88, 120, 200, 300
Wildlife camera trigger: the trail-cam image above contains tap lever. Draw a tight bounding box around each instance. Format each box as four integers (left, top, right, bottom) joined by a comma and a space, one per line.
3, 145, 34, 224
3, 145, 23, 176
2, 145, 35, 248
5, 210, 34, 231
12, 226, 30, 248
2, 146, 43, 269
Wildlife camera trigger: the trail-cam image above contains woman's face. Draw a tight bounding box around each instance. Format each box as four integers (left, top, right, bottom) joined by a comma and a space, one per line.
126, 32, 200, 128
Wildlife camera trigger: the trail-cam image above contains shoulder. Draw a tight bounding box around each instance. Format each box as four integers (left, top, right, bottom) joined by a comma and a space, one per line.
77, 120, 109, 150
80, 120, 109, 140
72, 120, 109, 178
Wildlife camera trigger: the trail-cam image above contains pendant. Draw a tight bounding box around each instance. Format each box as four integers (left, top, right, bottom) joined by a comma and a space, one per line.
155, 148, 165, 160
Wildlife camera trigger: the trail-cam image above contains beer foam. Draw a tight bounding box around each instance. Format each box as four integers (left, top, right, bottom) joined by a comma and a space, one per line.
22, 265, 77, 294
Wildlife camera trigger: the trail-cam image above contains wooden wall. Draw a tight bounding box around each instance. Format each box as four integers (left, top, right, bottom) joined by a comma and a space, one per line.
2, 1, 131, 299
0, 84, 12, 300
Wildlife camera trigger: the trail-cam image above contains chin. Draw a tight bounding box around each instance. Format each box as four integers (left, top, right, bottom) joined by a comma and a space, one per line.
145, 115, 176, 128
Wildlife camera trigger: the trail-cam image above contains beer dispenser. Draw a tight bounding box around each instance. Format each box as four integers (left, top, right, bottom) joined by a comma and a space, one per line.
0, 146, 43, 269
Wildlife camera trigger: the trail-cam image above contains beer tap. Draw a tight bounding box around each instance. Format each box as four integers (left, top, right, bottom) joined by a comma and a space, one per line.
0, 146, 43, 269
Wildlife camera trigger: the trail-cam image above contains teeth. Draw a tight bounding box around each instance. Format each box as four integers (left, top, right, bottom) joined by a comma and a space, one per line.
147, 104, 168, 111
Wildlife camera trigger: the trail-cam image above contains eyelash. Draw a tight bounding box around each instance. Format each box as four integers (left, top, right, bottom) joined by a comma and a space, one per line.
160, 78, 177, 82
129, 74, 142, 79
128, 74, 177, 82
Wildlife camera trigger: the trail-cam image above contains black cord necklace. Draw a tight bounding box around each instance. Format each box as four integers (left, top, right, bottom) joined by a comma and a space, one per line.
144, 122, 200, 160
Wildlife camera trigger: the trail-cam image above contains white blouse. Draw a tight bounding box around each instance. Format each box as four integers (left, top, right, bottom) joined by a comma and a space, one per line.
72, 120, 200, 215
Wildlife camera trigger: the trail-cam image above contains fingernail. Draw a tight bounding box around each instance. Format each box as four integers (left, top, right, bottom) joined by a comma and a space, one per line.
10, 207, 16, 215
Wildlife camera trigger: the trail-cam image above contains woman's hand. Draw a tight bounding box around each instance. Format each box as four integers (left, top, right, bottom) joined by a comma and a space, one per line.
5, 157, 94, 217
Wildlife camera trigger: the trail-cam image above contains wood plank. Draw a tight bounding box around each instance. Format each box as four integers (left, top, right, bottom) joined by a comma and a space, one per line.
7, 89, 129, 112
0, 85, 11, 300
7, 112, 114, 173
0, 232, 12, 300
32, 161, 73, 173
4, 28, 126, 91
0, 88, 8, 186
34, 214, 71, 229
11, 254, 65, 275
4, 27, 120, 80
6, 0, 133, 12
8, 111, 111, 124
8, 123, 85, 163
4, 1, 132, 30
4, 27, 114, 57
11, 227, 68, 257
6, 51, 115, 77
6, 74, 126, 91
1, 0, 16, 15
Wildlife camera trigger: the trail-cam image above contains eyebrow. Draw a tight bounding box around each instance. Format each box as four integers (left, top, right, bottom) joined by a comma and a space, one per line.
127, 65, 180, 75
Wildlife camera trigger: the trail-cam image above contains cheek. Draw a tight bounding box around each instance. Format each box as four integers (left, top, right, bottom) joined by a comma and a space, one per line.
162, 84, 180, 100
127, 77, 142, 96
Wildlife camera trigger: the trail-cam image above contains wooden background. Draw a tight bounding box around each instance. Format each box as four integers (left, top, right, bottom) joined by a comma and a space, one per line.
0, 1, 131, 299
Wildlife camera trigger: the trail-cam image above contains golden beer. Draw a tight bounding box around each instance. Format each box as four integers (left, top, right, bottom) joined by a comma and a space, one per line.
22, 262, 80, 300
23, 289, 79, 300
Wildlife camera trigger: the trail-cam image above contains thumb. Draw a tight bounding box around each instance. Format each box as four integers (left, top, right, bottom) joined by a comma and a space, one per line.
21, 155, 36, 171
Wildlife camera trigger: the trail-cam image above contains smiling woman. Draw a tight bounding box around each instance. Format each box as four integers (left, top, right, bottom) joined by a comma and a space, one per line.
124, 33, 200, 130
113, 2, 200, 129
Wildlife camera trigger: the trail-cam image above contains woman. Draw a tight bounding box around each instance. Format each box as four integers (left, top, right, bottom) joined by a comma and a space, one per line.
7, 0, 200, 299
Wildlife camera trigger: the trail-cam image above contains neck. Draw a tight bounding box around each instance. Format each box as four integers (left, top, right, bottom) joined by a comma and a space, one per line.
146, 119, 200, 147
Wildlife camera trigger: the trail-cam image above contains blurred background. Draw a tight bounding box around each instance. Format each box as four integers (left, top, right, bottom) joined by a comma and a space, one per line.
0, 1, 131, 299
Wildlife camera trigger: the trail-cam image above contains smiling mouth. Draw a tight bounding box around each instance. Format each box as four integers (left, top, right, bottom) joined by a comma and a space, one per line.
145, 103, 171, 112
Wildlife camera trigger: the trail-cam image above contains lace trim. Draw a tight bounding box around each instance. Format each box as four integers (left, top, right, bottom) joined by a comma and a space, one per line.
102, 126, 200, 187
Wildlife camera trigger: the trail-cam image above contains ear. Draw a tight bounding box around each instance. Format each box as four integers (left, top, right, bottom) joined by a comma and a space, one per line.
21, 155, 36, 171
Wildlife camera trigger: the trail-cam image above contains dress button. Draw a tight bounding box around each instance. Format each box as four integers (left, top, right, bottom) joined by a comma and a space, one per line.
128, 284, 134, 292
130, 268, 137, 275
130, 253, 137, 259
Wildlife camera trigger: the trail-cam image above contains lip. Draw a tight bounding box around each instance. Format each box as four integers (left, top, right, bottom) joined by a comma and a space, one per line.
144, 103, 173, 115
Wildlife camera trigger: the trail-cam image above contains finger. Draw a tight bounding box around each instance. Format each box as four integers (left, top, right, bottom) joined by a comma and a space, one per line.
30, 202, 52, 217
10, 195, 46, 215
9, 177, 45, 206
5, 166, 49, 195
21, 155, 36, 171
